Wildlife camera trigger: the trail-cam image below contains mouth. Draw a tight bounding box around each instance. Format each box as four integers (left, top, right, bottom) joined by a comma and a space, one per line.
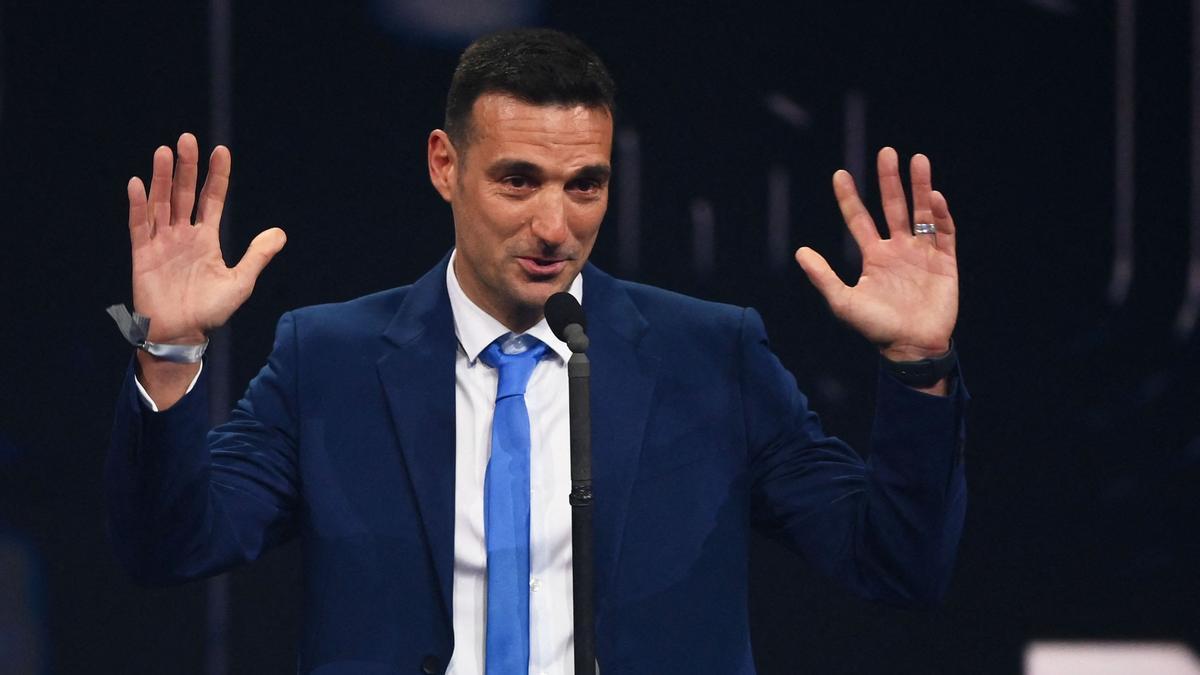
516, 256, 569, 278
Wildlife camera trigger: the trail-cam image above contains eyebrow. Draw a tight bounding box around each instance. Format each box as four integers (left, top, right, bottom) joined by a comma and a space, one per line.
486, 158, 611, 183
574, 164, 612, 183
487, 159, 544, 178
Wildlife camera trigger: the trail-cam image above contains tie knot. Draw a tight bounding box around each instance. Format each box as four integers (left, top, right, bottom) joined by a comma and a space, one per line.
479, 335, 548, 399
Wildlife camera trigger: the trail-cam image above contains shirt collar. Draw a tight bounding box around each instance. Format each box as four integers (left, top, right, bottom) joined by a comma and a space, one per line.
445, 249, 582, 365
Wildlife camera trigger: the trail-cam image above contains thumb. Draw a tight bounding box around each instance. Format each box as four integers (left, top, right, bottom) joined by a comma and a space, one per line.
235, 227, 287, 282
794, 246, 847, 309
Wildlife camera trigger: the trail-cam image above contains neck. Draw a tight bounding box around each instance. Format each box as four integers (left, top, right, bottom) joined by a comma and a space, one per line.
452, 256, 543, 334
498, 307, 542, 334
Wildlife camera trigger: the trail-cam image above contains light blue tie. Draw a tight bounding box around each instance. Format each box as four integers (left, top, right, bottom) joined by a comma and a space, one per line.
480, 335, 548, 675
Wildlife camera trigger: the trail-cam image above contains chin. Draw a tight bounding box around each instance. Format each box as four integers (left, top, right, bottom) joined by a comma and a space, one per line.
519, 286, 558, 311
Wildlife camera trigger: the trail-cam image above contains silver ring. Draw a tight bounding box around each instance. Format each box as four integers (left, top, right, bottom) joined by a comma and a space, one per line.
913, 222, 937, 235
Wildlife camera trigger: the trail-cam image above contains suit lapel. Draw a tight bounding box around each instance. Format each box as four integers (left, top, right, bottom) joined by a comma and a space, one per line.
376, 257, 457, 627
582, 265, 660, 613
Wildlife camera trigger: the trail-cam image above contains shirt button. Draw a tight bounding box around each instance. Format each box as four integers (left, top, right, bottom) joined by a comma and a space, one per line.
529, 577, 542, 592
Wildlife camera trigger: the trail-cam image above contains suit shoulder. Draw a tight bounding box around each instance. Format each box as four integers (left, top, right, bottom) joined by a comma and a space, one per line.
284, 286, 411, 342
615, 279, 747, 331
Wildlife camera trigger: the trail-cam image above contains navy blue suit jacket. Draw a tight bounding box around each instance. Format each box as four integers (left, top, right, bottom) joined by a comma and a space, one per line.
107, 257, 967, 674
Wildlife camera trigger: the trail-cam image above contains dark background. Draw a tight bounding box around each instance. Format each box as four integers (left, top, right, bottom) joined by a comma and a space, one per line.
2, 0, 1198, 673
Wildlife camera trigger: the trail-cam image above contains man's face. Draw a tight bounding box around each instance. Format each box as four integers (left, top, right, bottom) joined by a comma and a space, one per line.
428, 93, 612, 331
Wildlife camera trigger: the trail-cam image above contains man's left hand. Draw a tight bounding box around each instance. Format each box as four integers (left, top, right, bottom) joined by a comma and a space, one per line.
795, 147, 958, 365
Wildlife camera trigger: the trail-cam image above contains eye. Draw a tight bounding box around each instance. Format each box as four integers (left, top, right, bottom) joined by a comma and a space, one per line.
568, 178, 603, 194
502, 175, 534, 190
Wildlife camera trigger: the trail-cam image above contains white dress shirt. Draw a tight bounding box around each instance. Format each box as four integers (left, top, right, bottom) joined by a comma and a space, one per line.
136, 250, 581, 674
445, 251, 579, 675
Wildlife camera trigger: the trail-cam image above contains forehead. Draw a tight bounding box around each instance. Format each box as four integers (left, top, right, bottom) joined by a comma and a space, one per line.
466, 93, 613, 165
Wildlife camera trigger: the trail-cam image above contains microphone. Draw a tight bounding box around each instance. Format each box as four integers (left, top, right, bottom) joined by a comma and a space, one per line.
544, 290, 595, 674
545, 292, 589, 353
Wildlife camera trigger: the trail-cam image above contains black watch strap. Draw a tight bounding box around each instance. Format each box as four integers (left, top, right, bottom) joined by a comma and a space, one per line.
881, 340, 958, 388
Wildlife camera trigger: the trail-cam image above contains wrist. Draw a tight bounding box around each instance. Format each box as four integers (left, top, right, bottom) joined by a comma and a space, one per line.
880, 341, 952, 362
880, 339, 958, 389
106, 304, 209, 363
135, 350, 202, 411
146, 331, 209, 345
135, 348, 203, 371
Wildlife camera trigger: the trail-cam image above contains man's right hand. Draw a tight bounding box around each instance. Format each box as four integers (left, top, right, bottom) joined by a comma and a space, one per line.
128, 132, 286, 408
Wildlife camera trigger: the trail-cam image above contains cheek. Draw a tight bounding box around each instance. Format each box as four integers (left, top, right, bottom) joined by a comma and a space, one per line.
479, 198, 533, 236
569, 202, 607, 241
460, 207, 519, 251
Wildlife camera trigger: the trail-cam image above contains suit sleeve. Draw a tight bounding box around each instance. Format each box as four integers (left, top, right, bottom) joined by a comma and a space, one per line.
105, 313, 302, 586
742, 307, 968, 606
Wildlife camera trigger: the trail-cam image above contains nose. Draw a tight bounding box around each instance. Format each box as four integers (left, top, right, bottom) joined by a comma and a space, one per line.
529, 189, 569, 248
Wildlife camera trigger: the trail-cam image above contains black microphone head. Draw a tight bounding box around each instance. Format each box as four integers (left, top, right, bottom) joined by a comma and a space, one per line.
544, 291, 586, 342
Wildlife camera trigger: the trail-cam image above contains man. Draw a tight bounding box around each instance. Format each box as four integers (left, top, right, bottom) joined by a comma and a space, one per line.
108, 29, 966, 674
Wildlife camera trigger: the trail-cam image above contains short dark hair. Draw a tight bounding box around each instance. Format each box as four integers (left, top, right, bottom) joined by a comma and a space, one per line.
444, 28, 616, 149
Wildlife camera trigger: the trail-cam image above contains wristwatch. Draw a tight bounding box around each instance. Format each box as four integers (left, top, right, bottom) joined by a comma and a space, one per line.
881, 340, 958, 389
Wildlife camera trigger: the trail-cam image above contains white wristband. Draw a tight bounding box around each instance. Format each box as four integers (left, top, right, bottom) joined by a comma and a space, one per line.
106, 304, 209, 364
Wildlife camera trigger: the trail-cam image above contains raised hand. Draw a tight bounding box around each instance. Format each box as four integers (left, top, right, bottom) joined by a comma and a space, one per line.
127, 133, 286, 344
126, 133, 285, 408
795, 147, 958, 364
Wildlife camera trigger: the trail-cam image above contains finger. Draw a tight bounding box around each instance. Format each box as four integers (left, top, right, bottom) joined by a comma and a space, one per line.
233, 227, 287, 283
931, 190, 957, 255
197, 145, 232, 227
127, 176, 150, 246
832, 169, 880, 251
910, 153, 934, 233
794, 246, 849, 312
171, 133, 200, 227
877, 147, 911, 238
147, 145, 174, 233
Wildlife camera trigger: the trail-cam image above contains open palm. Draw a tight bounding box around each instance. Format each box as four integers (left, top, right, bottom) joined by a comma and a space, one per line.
127, 133, 285, 344
796, 148, 958, 362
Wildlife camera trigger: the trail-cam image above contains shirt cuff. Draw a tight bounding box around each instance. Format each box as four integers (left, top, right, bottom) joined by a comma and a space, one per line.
134, 361, 204, 412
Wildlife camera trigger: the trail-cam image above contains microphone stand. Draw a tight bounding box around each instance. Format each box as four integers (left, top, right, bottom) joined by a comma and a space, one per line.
565, 329, 595, 675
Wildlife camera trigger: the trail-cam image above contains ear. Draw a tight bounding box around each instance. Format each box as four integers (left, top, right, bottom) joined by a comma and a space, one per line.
428, 130, 458, 203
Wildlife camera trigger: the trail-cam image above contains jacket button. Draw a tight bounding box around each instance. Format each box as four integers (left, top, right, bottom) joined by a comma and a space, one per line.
421, 654, 441, 674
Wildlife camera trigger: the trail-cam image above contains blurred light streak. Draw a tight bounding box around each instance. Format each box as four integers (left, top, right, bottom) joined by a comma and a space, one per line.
843, 89, 867, 265
767, 164, 791, 273
764, 92, 810, 130
1109, 0, 1135, 306
1176, 0, 1200, 337
371, 0, 541, 43
1023, 0, 1078, 15
206, 0, 233, 673
1, 2, 5, 133
616, 128, 641, 276
690, 198, 716, 277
